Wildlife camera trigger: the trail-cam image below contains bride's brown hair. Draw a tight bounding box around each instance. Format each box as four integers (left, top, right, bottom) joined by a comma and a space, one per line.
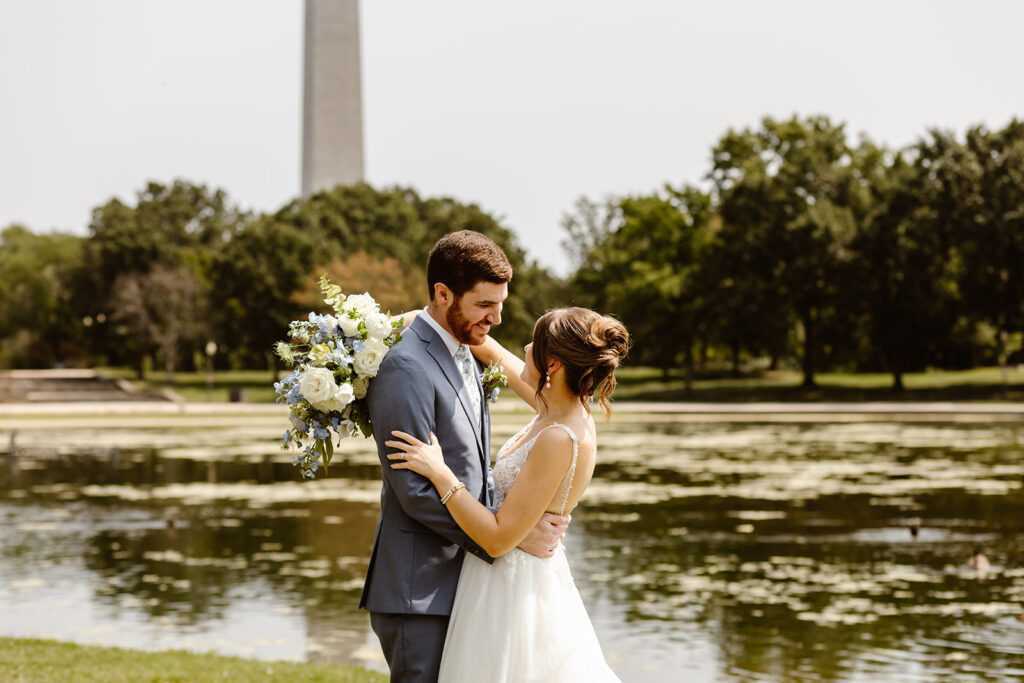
530, 307, 630, 419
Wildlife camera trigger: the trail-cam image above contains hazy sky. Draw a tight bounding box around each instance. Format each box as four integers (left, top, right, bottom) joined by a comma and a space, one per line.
2, 1, 1023, 274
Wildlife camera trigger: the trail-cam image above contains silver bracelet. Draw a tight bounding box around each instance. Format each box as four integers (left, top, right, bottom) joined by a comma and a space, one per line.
440, 481, 466, 505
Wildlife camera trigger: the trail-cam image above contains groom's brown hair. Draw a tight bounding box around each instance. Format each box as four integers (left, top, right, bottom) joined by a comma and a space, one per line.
427, 230, 513, 300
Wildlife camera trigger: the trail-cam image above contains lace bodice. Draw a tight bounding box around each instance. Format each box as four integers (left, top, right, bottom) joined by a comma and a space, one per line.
492, 418, 579, 512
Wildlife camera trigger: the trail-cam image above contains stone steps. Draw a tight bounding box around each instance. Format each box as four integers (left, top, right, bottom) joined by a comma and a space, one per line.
0, 369, 169, 403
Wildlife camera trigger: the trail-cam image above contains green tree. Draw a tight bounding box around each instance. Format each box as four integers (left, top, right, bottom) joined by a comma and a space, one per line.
568, 186, 714, 391
108, 264, 206, 383
850, 139, 961, 389
211, 216, 318, 369
0, 225, 84, 367
78, 180, 246, 375
560, 196, 619, 274
956, 120, 1024, 389
710, 115, 861, 387
212, 184, 562, 368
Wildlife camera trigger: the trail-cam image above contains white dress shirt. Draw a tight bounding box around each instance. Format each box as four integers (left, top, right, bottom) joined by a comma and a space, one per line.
419, 307, 461, 358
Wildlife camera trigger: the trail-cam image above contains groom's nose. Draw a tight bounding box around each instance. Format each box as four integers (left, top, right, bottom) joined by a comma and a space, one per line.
484, 305, 502, 326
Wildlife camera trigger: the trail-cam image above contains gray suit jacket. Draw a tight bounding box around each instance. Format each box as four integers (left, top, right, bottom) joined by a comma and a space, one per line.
360, 314, 494, 616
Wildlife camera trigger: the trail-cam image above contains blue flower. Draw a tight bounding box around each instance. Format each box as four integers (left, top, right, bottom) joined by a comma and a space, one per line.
283, 430, 292, 445
489, 388, 500, 401
314, 425, 330, 441
290, 414, 310, 434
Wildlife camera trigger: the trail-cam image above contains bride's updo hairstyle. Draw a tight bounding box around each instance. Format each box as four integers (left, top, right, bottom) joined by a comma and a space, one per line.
530, 307, 629, 419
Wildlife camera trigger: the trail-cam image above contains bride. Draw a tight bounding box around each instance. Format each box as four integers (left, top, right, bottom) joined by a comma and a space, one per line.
386, 306, 627, 682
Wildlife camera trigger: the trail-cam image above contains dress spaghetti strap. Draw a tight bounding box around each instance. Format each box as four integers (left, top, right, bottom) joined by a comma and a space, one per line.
539, 423, 579, 516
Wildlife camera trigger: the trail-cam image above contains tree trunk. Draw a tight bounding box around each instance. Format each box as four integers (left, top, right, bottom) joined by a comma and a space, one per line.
999, 328, 1009, 399
684, 344, 694, 398
163, 347, 175, 386
135, 353, 146, 380
892, 370, 904, 391
801, 308, 816, 388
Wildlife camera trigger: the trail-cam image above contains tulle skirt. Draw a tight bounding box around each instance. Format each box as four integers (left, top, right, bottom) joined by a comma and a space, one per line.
439, 545, 620, 682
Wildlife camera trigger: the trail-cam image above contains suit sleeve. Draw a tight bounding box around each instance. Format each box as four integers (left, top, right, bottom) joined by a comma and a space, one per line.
368, 354, 494, 562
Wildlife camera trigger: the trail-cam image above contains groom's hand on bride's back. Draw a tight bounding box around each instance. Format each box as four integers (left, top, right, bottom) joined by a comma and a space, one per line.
517, 512, 570, 559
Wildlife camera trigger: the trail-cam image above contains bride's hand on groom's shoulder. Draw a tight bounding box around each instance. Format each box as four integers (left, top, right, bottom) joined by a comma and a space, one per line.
517, 512, 570, 559
396, 310, 419, 331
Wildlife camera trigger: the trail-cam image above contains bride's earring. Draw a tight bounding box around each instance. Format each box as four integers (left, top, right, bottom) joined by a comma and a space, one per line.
545, 374, 551, 390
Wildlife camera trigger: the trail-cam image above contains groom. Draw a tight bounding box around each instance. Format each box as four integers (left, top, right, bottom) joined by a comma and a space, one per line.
361, 230, 568, 682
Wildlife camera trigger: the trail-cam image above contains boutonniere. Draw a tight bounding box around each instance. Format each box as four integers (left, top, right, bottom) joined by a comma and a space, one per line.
480, 362, 508, 402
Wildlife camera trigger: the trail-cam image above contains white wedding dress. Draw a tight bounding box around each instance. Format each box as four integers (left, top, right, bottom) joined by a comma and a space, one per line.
438, 420, 620, 682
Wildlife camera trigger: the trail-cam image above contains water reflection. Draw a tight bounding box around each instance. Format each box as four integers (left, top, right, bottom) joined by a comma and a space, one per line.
1, 417, 1023, 681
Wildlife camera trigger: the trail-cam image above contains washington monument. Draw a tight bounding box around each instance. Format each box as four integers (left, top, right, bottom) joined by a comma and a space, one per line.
302, 0, 364, 196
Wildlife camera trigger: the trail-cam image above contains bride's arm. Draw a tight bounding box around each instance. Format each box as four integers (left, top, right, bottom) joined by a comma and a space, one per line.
470, 336, 540, 411
387, 428, 573, 558
393, 309, 420, 331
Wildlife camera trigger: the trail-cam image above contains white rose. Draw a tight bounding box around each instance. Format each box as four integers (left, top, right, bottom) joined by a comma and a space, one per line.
346, 293, 378, 317
298, 366, 338, 408
365, 312, 392, 340
324, 314, 339, 330
339, 314, 361, 337
323, 382, 355, 412
352, 375, 370, 399
353, 338, 388, 378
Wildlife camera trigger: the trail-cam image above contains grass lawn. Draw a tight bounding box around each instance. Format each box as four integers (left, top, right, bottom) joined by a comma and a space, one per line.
611, 365, 1024, 402
0, 638, 386, 683
98, 365, 1024, 404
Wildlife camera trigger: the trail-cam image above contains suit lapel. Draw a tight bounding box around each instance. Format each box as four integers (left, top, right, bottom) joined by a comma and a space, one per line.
412, 317, 484, 456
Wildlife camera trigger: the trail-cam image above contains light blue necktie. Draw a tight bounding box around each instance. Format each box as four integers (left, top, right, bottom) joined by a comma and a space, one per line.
454, 344, 481, 428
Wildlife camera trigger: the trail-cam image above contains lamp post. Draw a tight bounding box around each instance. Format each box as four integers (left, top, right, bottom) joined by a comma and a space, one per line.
205, 341, 217, 402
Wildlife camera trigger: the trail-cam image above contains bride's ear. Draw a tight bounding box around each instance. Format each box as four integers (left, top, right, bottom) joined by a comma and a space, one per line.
547, 360, 562, 375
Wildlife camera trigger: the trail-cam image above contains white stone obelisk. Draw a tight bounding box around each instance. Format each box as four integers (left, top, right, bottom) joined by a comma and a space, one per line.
302, 0, 365, 196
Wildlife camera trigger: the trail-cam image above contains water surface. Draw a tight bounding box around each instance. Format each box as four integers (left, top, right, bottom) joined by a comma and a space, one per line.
1, 414, 1023, 681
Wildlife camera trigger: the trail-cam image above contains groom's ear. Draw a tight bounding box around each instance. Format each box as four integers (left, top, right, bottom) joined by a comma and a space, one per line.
433, 282, 453, 307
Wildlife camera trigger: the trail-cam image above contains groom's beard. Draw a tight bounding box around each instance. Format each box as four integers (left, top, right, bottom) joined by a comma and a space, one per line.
446, 300, 487, 345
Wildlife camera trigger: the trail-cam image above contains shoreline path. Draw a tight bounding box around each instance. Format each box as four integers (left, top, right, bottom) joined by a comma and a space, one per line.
2, 400, 1024, 422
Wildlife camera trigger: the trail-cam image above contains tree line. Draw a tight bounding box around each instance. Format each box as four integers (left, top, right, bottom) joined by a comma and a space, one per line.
565, 115, 1024, 390
1, 114, 1022, 389
0, 183, 561, 380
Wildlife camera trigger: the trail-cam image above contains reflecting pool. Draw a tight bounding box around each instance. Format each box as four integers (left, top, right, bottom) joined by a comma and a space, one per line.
1, 412, 1023, 681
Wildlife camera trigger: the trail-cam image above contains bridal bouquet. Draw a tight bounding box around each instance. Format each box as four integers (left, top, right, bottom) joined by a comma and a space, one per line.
274, 275, 403, 478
